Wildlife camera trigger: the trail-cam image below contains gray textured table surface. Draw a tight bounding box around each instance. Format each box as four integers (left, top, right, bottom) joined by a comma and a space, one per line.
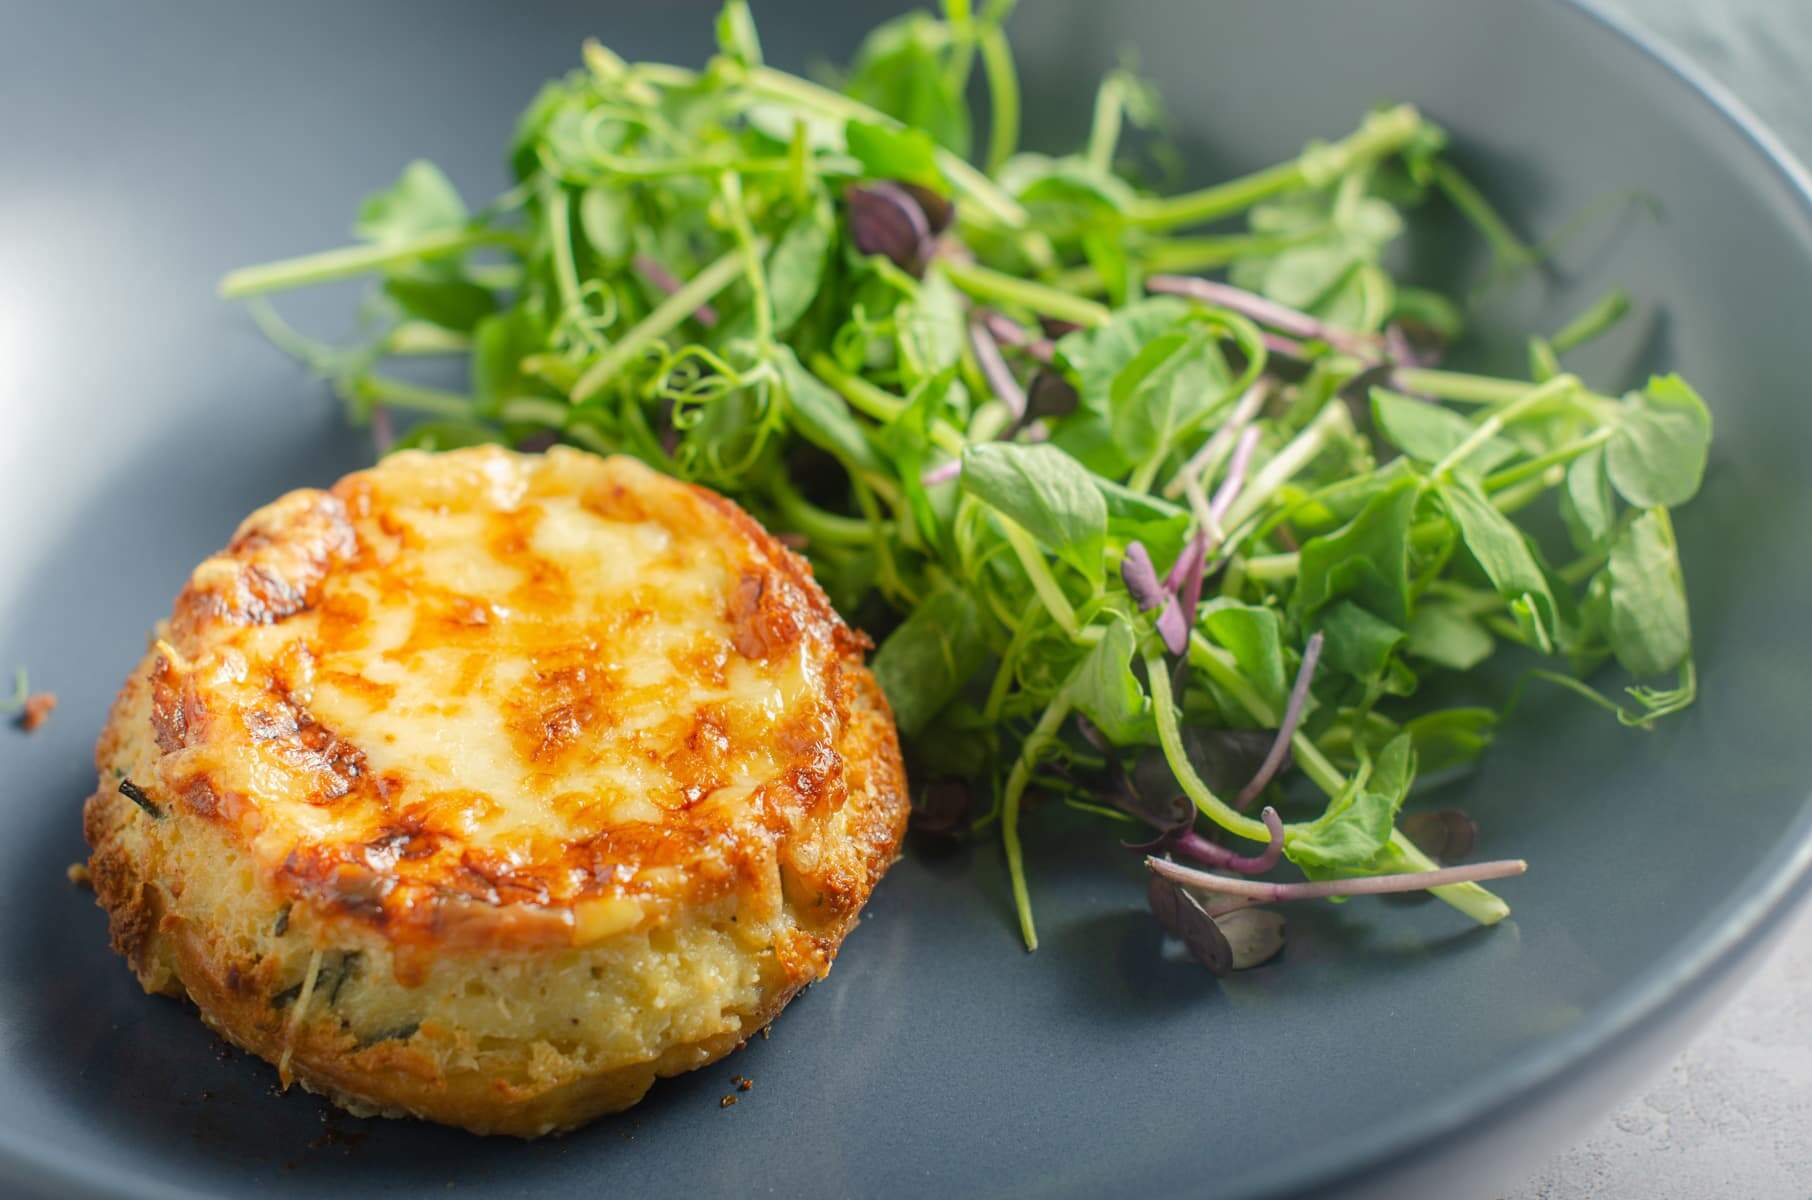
1507, 3, 1812, 1197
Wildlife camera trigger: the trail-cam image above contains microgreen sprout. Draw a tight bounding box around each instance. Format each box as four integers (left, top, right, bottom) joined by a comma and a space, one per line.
224, 1, 1711, 969
1237, 632, 1323, 809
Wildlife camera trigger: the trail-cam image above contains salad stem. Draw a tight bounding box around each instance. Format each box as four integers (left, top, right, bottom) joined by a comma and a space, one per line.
1148, 852, 1526, 901
768, 475, 875, 545
348, 376, 474, 417
1054, 231, 1324, 295
1484, 427, 1613, 492
1166, 380, 1270, 501
571, 245, 756, 402
1001, 517, 1081, 636
941, 259, 1111, 327
1086, 73, 1124, 174
219, 228, 514, 298
977, 23, 1020, 176
1433, 374, 1576, 479
809, 354, 968, 455
1221, 398, 1351, 532
1002, 691, 1075, 950
736, 63, 1029, 228
1185, 631, 1508, 921
719, 172, 774, 343
1145, 644, 1272, 844
1385, 832, 1513, 924
1125, 104, 1425, 231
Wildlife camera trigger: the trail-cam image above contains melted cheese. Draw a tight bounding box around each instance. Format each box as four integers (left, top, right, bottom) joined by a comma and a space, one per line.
148, 447, 857, 944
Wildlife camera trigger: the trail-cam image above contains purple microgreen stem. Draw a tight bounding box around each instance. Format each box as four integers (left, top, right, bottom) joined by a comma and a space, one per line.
1147, 274, 1379, 358
1165, 379, 1270, 501
1170, 806, 1285, 874
1236, 631, 1323, 809
573, 245, 754, 402
1263, 331, 1313, 362
1384, 323, 1430, 370
1147, 854, 1528, 900
979, 309, 1055, 363
968, 315, 1027, 419
1206, 425, 1262, 536
921, 459, 962, 486
1221, 398, 1351, 532
633, 253, 720, 327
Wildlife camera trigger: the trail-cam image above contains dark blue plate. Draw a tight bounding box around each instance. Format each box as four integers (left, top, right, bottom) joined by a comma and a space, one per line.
3, 2, 1809, 1196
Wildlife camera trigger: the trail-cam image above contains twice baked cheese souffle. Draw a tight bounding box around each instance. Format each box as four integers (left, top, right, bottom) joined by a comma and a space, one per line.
83, 446, 908, 1136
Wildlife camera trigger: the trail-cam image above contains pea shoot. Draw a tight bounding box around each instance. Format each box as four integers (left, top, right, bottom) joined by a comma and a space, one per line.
223, 0, 1710, 968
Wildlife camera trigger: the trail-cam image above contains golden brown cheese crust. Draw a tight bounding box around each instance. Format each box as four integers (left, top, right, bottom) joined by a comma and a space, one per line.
84, 447, 907, 1134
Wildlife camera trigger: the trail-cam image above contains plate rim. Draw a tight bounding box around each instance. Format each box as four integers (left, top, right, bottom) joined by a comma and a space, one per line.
3, 2, 1810, 1197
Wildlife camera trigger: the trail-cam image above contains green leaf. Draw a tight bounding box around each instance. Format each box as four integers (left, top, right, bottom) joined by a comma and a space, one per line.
471, 306, 547, 417
1000, 154, 1138, 236
1068, 616, 1150, 743
1440, 476, 1556, 647
1405, 602, 1494, 671
843, 12, 970, 157
1081, 228, 1134, 307
1294, 473, 1419, 627
1561, 445, 1616, 549
911, 701, 995, 779
766, 191, 834, 334
1200, 601, 1289, 714
897, 266, 966, 385
1261, 243, 1357, 310
772, 347, 886, 475
1286, 735, 1415, 870
714, 0, 763, 67
383, 274, 496, 333
579, 186, 635, 264
509, 79, 573, 182
354, 160, 467, 245
1606, 508, 1691, 677
845, 120, 945, 190
872, 585, 991, 737
1318, 599, 1406, 682
1096, 478, 1191, 567
1605, 374, 1712, 508
1048, 410, 1134, 480
1315, 263, 1394, 334
1402, 707, 1497, 774
1109, 329, 1227, 466
1371, 389, 1514, 474
961, 442, 1107, 581
1053, 298, 1189, 415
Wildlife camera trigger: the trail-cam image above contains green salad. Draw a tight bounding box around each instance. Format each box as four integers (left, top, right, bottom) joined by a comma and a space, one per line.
223, 0, 1709, 970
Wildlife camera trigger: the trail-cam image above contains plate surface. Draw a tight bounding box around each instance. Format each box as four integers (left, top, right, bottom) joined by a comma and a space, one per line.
3, 2, 1811, 1197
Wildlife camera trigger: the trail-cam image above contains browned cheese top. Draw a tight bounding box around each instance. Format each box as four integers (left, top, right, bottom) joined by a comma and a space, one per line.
139, 447, 895, 949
